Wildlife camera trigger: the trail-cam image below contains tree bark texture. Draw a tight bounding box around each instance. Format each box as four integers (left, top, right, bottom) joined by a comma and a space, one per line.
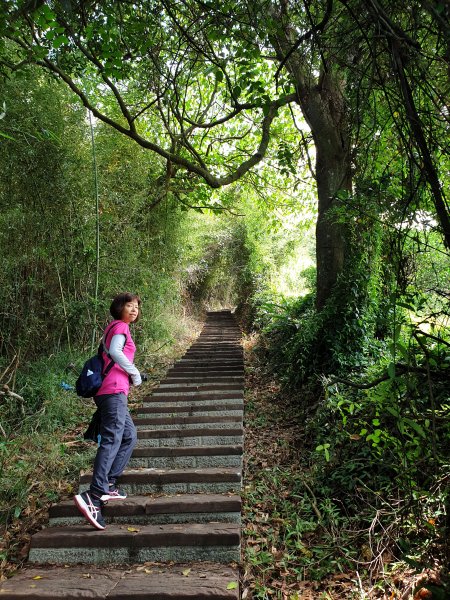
268, 10, 352, 309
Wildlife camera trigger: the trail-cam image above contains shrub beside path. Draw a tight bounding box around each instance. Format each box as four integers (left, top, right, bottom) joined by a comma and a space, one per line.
0, 310, 243, 599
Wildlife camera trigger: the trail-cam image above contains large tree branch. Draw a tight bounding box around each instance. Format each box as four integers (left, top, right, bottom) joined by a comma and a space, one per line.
326, 362, 449, 390
57, 22, 137, 132
30, 51, 296, 187
390, 41, 450, 248
180, 102, 259, 129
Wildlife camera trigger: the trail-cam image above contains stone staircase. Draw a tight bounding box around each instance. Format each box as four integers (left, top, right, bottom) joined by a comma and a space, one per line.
0, 310, 243, 599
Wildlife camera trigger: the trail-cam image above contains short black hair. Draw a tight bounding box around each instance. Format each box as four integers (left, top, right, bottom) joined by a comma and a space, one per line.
110, 292, 142, 322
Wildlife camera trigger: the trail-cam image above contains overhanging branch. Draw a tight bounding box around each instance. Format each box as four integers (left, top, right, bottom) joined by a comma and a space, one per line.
30, 53, 296, 188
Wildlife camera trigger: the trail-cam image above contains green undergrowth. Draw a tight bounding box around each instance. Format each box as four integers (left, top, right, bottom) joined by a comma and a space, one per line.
242, 338, 449, 599
0, 351, 97, 574
0, 315, 201, 577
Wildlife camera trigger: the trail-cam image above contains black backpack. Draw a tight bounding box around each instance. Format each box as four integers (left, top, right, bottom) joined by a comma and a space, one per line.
75, 323, 119, 398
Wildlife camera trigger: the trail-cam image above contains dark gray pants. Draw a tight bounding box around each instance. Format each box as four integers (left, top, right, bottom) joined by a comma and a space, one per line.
90, 392, 137, 497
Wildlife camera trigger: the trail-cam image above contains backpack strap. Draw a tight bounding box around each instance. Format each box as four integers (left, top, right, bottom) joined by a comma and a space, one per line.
98, 322, 119, 377
100, 322, 128, 378
102, 322, 128, 353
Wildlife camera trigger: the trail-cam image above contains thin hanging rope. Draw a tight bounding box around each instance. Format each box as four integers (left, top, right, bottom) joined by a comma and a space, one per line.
89, 110, 100, 354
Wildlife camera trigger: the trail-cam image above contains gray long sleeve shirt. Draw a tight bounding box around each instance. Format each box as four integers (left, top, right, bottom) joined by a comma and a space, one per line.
108, 334, 142, 386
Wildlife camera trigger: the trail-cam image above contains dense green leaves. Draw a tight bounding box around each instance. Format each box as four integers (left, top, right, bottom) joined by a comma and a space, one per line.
0, 0, 448, 585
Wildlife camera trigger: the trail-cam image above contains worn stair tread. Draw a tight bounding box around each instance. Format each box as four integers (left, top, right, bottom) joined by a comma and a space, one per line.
175, 359, 242, 365
182, 352, 242, 357
132, 445, 243, 457
137, 427, 243, 439
168, 365, 244, 371
153, 385, 243, 392
137, 403, 243, 415
150, 391, 244, 399
160, 377, 244, 384
134, 415, 242, 426
186, 349, 241, 354
0, 563, 239, 599
80, 468, 241, 485
144, 392, 244, 402
30, 522, 240, 549
49, 494, 241, 519
163, 370, 243, 375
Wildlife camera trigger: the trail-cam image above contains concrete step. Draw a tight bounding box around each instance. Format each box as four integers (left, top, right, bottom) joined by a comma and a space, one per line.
49, 494, 242, 526
182, 354, 243, 360
195, 341, 240, 345
151, 384, 243, 395
192, 337, 240, 341
28, 522, 241, 564
136, 427, 243, 447
180, 337, 240, 340
175, 359, 242, 365
167, 369, 244, 377
132, 444, 243, 458
172, 364, 242, 371
160, 376, 244, 384
79, 467, 242, 495
183, 347, 242, 352
134, 415, 242, 430
158, 382, 244, 390
136, 411, 243, 420
184, 343, 241, 347
146, 391, 243, 403
165, 366, 243, 371
136, 402, 243, 416
188, 346, 241, 351
189, 338, 240, 343
0, 564, 239, 599
129, 444, 242, 469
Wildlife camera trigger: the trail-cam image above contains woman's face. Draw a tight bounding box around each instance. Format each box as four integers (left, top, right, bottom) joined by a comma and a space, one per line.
121, 300, 140, 324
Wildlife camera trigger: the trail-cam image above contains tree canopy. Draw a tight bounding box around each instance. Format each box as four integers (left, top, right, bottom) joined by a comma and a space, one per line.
0, 1, 449, 591
2, 0, 448, 311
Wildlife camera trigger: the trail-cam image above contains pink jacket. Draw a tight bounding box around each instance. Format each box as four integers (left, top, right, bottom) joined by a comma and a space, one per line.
95, 320, 136, 396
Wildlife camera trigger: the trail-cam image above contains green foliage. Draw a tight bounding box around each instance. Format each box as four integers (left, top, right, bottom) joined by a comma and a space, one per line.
0, 67, 92, 354
0, 433, 92, 526
252, 193, 449, 577
0, 0, 448, 585
0, 350, 94, 548
244, 466, 359, 585
0, 352, 92, 436
0, 64, 218, 359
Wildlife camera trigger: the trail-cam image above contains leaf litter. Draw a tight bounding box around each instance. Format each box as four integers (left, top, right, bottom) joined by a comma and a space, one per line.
241, 336, 447, 599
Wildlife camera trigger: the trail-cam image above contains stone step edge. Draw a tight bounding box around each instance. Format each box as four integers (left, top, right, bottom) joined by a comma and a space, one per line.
79, 467, 241, 485
30, 522, 240, 549
134, 416, 242, 427
136, 404, 243, 415
144, 392, 243, 398
149, 394, 243, 401
137, 427, 243, 439
49, 494, 242, 519
158, 378, 244, 385
153, 385, 244, 392
131, 445, 242, 457
127, 457, 242, 470
174, 361, 243, 365
0, 564, 239, 600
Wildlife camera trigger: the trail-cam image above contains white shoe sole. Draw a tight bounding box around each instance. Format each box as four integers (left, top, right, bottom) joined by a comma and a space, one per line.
100, 491, 127, 501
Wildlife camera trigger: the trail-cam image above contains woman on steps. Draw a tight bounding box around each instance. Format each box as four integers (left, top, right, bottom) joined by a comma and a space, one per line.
74, 292, 142, 530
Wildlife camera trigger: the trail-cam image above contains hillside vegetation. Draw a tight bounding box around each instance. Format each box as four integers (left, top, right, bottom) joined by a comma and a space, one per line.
0, 1, 449, 596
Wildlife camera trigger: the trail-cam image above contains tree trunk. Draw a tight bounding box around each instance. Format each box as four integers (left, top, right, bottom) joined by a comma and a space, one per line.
306, 72, 352, 309
269, 13, 352, 308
